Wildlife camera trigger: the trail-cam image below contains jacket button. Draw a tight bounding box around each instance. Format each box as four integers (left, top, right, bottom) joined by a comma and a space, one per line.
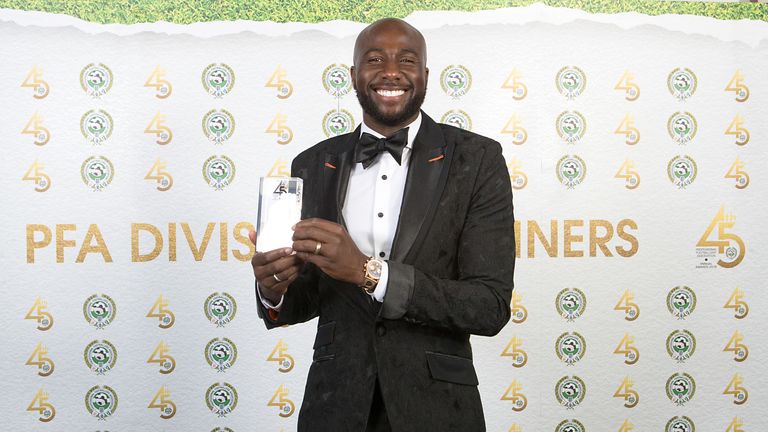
376, 325, 386, 336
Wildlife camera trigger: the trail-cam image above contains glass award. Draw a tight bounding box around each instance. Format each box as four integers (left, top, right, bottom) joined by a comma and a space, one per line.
256, 177, 303, 252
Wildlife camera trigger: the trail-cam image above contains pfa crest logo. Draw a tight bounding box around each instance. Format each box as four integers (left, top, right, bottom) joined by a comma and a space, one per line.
84, 340, 117, 375
203, 109, 235, 144
83, 294, 116, 329
267, 340, 295, 373
81, 156, 115, 192
441, 110, 473, 131
556, 66, 586, 100
207, 383, 238, 417
322, 64, 351, 98
555, 376, 586, 409
696, 206, 745, 268
81, 110, 113, 145
323, 109, 355, 137
85, 385, 118, 420
666, 416, 695, 432
668, 68, 697, 101
440, 65, 472, 99
667, 112, 697, 145
667, 286, 696, 319
205, 292, 237, 327
556, 332, 586, 365
667, 330, 696, 362
666, 373, 696, 406
555, 419, 585, 432
26, 343, 55, 377
80, 63, 113, 98
667, 155, 697, 189
203, 63, 235, 98
556, 111, 586, 144
556, 288, 586, 321
203, 155, 236, 191
556, 155, 587, 189
206, 338, 238, 372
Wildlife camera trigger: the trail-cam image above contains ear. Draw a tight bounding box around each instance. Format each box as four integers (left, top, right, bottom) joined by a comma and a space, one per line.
350, 65, 357, 92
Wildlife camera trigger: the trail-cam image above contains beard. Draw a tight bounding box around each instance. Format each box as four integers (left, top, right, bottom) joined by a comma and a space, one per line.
356, 86, 427, 128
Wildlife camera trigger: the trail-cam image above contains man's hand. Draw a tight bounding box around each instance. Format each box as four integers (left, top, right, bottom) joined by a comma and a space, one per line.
292, 218, 368, 286
249, 230, 303, 304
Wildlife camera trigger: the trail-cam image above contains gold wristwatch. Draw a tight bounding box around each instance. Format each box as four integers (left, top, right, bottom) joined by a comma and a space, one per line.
360, 257, 383, 294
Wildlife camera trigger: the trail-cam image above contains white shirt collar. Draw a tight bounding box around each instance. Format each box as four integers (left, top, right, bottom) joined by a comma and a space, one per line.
359, 112, 422, 150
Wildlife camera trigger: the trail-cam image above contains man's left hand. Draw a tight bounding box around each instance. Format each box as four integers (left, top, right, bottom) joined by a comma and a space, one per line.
292, 218, 367, 286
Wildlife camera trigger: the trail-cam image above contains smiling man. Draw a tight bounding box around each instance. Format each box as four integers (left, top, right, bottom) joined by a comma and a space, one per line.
251, 18, 515, 432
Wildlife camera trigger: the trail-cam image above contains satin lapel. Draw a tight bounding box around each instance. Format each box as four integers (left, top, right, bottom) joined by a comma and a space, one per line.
322, 126, 359, 227
390, 114, 453, 263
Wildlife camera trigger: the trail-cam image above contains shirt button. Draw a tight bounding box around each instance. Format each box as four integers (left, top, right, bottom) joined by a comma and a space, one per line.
376, 324, 386, 336
381, 175, 388, 180
379, 252, 386, 258
377, 212, 383, 218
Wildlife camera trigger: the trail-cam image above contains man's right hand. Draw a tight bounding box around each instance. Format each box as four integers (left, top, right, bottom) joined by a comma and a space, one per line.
249, 230, 303, 305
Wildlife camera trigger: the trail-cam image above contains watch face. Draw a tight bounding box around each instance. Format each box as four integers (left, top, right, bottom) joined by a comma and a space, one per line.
367, 259, 383, 279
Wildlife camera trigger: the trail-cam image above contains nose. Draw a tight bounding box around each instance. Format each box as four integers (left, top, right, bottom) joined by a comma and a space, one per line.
381, 59, 402, 80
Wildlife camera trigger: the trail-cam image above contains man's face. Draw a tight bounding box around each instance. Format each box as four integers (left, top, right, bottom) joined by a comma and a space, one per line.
351, 21, 428, 130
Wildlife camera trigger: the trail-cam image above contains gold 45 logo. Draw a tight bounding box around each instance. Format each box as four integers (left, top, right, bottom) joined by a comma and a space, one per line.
501, 380, 527, 412
267, 340, 295, 372
697, 206, 745, 268
268, 384, 295, 417
23, 160, 52, 193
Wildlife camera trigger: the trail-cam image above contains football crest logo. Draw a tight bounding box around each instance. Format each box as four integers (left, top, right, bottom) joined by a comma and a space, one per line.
667, 155, 697, 189
667, 112, 697, 145
203, 109, 235, 144
666, 330, 696, 362
83, 294, 116, 329
556, 288, 586, 321
555, 376, 586, 409
81, 156, 115, 192
556, 66, 586, 100
323, 109, 355, 137
322, 64, 351, 98
206, 338, 238, 372
556, 155, 587, 189
668, 68, 697, 101
667, 286, 696, 319
666, 373, 696, 406
202, 63, 235, 98
440, 65, 472, 99
203, 155, 236, 191
81, 110, 113, 145
85, 385, 118, 420
84, 340, 117, 374
441, 110, 472, 131
205, 292, 237, 327
556, 111, 586, 144
556, 332, 586, 365
80, 63, 113, 98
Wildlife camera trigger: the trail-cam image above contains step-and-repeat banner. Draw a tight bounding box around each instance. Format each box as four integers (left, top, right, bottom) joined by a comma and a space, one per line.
1, 5, 766, 431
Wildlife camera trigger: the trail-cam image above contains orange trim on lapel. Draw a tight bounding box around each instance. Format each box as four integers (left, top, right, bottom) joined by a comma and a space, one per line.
428, 154, 444, 163
324, 162, 337, 169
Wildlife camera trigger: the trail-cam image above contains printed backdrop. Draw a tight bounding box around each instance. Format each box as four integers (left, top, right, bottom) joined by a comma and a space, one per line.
1, 5, 766, 432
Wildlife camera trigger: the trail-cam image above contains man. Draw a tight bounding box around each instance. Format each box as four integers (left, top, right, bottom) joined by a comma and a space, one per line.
250, 18, 515, 432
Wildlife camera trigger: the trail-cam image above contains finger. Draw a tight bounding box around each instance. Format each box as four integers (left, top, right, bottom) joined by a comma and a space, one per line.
255, 255, 300, 280
273, 263, 302, 283
292, 239, 334, 256
248, 230, 257, 246
292, 226, 336, 243
254, 247, 294, 266
296, 251, 333, 270
295, 218, 344, 233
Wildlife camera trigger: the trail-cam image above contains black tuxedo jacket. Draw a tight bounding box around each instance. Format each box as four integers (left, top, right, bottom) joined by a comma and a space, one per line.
257, 113, 515, 431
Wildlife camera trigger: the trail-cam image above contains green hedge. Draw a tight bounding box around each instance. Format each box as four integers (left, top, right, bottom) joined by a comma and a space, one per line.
0, 0, 765, 23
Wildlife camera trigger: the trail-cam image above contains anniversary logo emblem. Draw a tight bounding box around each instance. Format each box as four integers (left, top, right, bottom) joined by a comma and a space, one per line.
23, 160, 52, 192
666, 372, 696, 406
80, 63, 113, 98
323, 109, 355, 137
206, 382, 238, 417
667, 112, 697, 145
668, 67, 697, 101
148, 385, 176, 419
666, 330, 696, 363
666, 416, 695, 432
614, 289, 640, 321
507, 158, 528, 190
555, 375, 586, 409
725, 69, 749, 102
556, 332, 586, 365
146, 295, 175, 329
84, 340, 117, 374
501, 336, 527, 368
556, 111, 586, 144
81, 109, 113, 145
440, 65, 472, 99
83, 294, 116, 329
724, 287, 749, 319
696, 206, 745, 268
501, 68, 527, 100
202, 63, 235, 98
556, 155, 587, 189
144, 65, 173, 99
25, 297, 53, 331
724, 330, 749, 362
266, 65, 293, 99
85, 385, 118, 420
441, 109, 472, 131
268, 384, 296, 417
267, 340, 295, 373
667, 155, 697, 189
81, 156, 115, 192
26, 343, 55, 377
614, 114, 640, 145
202, 155, 236, 191
556, 66, 586, 100
667, 286, 696, 319
21, 65, 50, 99
147, 341, 176, 374
205, 292, 237, 327
202, 109, 235, 144
556, 288, 586, 321
555, 419, 586, 432
614, 70, 640, 101
27, 388, 55, 422
206, 337, 238, 372
322, 64, 352, 98
22, 112, 51, 146
511, 292, 528, 323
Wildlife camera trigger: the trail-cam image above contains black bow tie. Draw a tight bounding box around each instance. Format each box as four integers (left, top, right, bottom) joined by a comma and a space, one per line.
353, 128, 409, 169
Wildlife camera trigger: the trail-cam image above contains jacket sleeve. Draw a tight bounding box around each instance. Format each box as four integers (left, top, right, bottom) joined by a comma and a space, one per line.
379, 141, 515, 336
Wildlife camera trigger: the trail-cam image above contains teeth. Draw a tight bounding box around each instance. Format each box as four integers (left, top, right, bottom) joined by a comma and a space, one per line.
377, 89, 405, 97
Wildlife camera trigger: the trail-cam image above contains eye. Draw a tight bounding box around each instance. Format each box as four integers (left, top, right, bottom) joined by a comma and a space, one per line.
367, 56, 383, 63
400, 57, 416, 63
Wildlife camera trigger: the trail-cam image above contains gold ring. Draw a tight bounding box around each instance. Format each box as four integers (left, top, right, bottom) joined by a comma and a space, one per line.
314, 242, 322, 255
273, 273, 282, 282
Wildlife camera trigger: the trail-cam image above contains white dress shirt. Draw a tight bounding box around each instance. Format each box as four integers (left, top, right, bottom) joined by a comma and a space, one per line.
259, 113, 422, 309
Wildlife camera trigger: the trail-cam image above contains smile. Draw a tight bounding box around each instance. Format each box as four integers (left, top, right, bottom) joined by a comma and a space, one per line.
376, 89, 406, 97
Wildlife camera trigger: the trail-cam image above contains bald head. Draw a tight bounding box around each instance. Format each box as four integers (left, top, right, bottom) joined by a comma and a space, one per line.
353, 18, 427, 68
